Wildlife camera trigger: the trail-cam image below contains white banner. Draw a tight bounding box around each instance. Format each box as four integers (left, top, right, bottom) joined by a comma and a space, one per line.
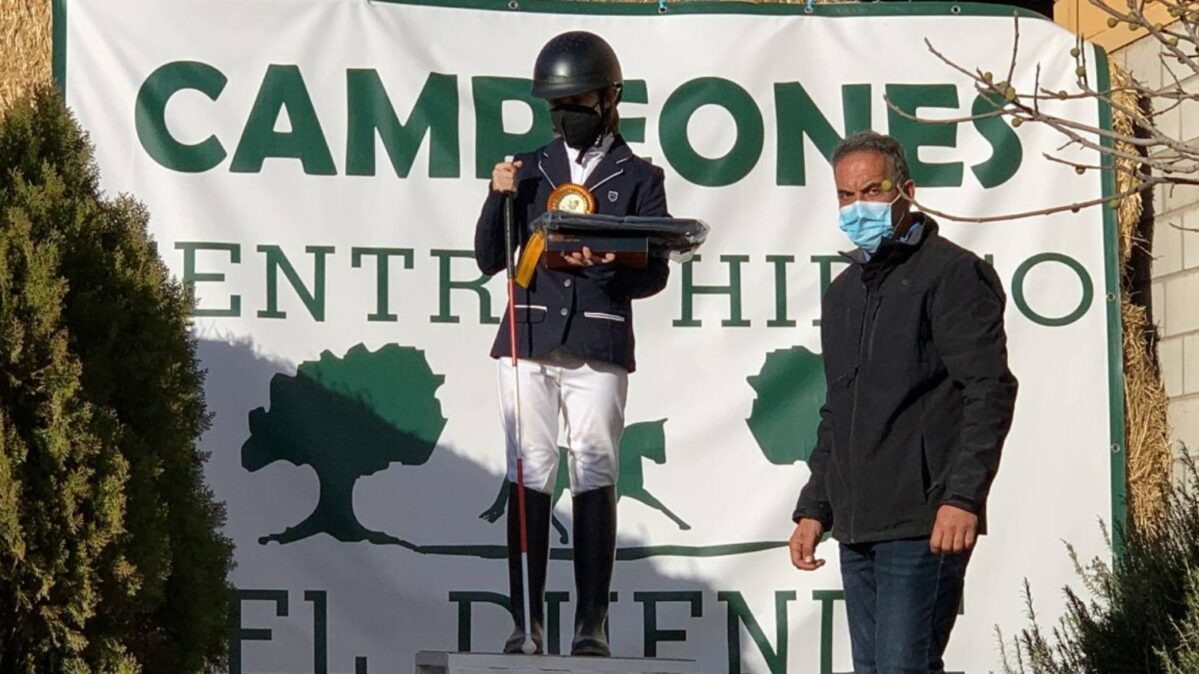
61, 1, 1122, 671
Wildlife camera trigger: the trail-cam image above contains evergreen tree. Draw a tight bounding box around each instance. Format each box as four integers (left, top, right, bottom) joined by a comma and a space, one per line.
0, 86, 233, 673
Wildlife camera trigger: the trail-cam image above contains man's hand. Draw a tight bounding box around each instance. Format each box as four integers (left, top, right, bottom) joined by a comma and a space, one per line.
560, 246, 616, 267
491, 160, 522, 193
930, 504, 978, 555
789, 518, 826, 571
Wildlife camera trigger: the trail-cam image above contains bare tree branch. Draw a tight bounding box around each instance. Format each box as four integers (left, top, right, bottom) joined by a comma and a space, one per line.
1034, 63, 1042, 116
879, 8, 1199, 222
908, 183, 1149, 224
881, 98, 1009, 125
1040, 151, 1155, 179
1006, 14, 1021, 92
1086, 0, 1199, 80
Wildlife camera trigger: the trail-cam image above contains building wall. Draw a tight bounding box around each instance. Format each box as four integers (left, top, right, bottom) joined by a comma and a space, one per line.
1055, 0, 1176, 51
1078, 11, 1199, 455
1056, 1, 1198, 455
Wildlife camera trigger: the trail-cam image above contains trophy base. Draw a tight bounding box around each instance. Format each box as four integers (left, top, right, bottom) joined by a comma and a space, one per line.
415, 651, 700, 674
544, 233, 649, 269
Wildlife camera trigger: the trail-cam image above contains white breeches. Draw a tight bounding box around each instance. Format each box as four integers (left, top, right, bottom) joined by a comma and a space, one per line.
497, 349, 628, 494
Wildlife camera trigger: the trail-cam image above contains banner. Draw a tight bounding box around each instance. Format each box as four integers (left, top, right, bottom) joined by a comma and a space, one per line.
59, 1, 1123, 671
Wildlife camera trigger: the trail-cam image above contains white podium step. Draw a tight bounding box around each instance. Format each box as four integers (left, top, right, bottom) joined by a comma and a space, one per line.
415, 651, 700, 674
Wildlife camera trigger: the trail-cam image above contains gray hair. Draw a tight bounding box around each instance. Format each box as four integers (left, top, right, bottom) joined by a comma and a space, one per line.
831, 131, 912, 186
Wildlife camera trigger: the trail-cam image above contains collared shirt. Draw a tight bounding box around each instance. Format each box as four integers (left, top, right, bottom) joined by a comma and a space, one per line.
567, 134, 614, 185
863, 217, 924, 261
898, 219, 924, 245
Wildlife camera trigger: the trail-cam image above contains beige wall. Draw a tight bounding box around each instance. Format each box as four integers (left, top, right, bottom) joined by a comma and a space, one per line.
1055, 0, 1177, 51
1112, 32, 1199, 456
1056, 0, 1199, 454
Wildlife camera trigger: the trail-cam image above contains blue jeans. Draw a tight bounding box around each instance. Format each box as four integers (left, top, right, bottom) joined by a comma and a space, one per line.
839, 539, 971, 674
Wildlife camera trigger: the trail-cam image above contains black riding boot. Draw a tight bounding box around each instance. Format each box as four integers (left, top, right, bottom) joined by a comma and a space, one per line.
570, 486, 617, 656
504, 483, 551, 654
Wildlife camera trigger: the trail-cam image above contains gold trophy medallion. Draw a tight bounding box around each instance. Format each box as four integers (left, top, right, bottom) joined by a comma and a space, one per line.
546, 183, 597, 214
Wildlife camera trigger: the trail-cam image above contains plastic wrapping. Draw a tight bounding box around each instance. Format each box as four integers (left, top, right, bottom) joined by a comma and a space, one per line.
530, 211, 709, 263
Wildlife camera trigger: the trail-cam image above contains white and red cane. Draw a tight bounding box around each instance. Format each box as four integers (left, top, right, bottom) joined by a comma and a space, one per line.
502, 182, 537, 656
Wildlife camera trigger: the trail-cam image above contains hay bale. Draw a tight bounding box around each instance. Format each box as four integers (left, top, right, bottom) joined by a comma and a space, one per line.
1, 0, 53, 115
1111, 62, 1172, 533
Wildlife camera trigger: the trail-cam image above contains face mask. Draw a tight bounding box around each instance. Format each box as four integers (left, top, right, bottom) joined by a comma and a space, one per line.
551, 103, 606, 150
838, 193, 903, 253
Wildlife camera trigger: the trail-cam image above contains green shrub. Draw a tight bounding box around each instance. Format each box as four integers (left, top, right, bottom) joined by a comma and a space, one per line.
1000, 455, 1199, 673
0, 86, 234, 673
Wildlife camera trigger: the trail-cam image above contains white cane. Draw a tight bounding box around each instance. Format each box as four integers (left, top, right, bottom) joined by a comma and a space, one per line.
502, 161, 537, 656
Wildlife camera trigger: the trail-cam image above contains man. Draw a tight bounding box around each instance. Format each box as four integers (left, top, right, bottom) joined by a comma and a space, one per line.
475, 31, 670, 656
789, 131, 1018, 673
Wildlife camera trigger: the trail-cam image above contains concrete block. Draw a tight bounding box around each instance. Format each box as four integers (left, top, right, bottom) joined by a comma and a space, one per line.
1170, 396, 1199, 455
1161, 336, 1184, 397
1163, 181, 1199, 215
1155, 95, 1182, 142
1121, 34, 1164, 91
1164, 270, 1199, 336
1186, 334, 1199, 396
1179, 91, 1199, 143
1153, 215, 1184, 278
1154, 280, 1168, 334
1182, 207, 1199, 271
1161, 60, 1193, 91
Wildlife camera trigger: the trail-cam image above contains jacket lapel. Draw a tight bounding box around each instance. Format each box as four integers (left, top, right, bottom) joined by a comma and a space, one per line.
584, 135, 631, 192
538, 139, 570, 189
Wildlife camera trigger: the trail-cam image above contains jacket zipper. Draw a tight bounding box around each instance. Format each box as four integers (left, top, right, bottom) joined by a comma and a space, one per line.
866, 296, 884, 362
846, 285, 868, 544
846, 283, 883, 544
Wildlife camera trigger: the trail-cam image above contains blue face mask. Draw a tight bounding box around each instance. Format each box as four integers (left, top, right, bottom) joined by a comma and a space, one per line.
838, 194, 902, 253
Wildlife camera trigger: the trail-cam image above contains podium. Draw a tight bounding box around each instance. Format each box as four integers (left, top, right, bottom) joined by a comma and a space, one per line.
415, 652, 700, 674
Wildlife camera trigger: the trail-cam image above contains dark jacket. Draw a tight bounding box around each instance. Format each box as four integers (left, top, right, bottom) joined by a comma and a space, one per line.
474, 136, 669, 373
792, 216, 1018, 544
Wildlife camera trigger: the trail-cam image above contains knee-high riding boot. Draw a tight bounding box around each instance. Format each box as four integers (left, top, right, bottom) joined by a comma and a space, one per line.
570, 486, 617, 656
504, 483, 551, 654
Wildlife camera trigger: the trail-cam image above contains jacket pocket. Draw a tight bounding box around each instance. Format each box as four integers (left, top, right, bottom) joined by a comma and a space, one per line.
921, 435, 941, 504
892, 429, 933, 510
583, 311, 627, 323
515, 304, 548, 323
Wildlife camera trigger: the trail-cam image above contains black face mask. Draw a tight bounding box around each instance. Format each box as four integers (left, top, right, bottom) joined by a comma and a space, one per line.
550, 103, 606, 150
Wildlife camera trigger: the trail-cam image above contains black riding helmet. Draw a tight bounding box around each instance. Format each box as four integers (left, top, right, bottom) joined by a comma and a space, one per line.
531, 31, 623, 100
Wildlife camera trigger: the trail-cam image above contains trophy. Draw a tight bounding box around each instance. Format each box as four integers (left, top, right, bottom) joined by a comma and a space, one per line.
513, 183, 709, 287
546, 183, 597, 215
543, 183, 650, 270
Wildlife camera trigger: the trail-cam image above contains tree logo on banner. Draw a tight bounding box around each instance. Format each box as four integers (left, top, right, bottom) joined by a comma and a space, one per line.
746, 346, 827, 466
241, 343, 447, 546
237, 344, 827, 559
477, 420, 691, 544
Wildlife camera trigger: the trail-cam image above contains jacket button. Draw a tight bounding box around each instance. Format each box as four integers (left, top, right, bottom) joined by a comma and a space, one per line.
560, 308, 569, 317
564, 278, 572, 288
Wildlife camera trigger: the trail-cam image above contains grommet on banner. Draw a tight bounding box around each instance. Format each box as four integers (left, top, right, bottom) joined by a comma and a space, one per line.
658, 0, 668, 14
508, 0, 519, 9
950, 4, 962, 13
